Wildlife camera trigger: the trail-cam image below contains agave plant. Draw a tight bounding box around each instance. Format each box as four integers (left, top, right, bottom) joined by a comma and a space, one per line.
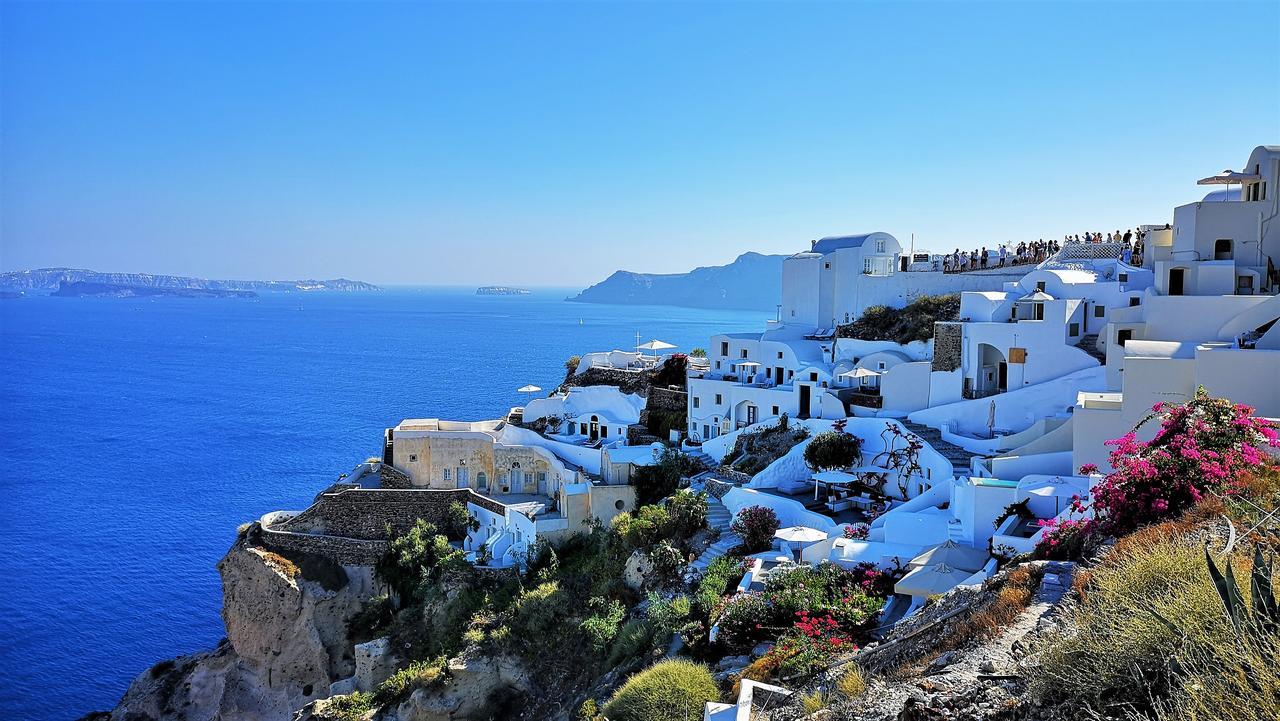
1205, 545, 1279, 638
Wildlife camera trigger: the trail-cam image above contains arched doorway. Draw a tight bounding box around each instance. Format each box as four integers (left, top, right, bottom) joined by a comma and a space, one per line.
976, 343, 1007, 396
476, 471, 488, 490
1215, 239, 1233, 260
589, 415, 600, 441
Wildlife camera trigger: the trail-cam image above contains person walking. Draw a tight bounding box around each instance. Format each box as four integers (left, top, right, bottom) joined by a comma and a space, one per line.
998, 244, 1007, 267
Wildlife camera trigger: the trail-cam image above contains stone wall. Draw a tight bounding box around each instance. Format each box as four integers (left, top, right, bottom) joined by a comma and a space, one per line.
561, 367, 653, 396
931, 322, 963, 373
715, 468, 755, 486
647, 386, 688, 413
257, 526, 388, 566
378, 463, 412, 489
276, 487, 505, 540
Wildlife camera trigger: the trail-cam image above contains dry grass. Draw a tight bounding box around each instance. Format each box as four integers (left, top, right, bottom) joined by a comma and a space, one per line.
800, 690, 830, 714
259, 550, 300, 579
836, 665, 867, 698
1152, 635, 1280, 721
1030, 530, 1245, 713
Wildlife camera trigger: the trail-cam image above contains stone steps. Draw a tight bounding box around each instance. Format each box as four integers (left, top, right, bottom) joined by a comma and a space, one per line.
900, 420, 974, 477
691, 496, 739, 571
1077, 334, 1107, 364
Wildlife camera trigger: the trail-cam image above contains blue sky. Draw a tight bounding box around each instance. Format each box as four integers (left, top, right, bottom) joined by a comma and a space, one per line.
2, 1, 1277, 287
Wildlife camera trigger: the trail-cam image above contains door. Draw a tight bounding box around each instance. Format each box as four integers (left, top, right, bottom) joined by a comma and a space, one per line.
775, 367, 783, 385
998, 362, 1008, 392
1169, 268, 1185, 296
589, 416, 600, 440
510, 469, 522, 491
537, 472, 548, 495
747, 405, 758, 425
457, 468, 469, 488
799, 385, 811, 418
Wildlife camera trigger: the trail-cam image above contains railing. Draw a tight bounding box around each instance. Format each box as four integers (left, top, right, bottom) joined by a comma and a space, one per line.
1049, 241, 1125, 262
962, 387, 1002, 400
847, 392, 884, 409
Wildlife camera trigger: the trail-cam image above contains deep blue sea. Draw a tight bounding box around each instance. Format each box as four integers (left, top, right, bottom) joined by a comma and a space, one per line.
0, 287, 763, 719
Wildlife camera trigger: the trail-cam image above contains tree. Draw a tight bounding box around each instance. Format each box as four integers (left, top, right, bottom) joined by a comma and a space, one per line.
441, 500, 479, 541
565, 355, 582, 376
731, 505, 780, 552
804, 430, 864, 471
634, 448, 690, 506
375, 520, 466, 603
666, 489, 709, 538
690, 347, 707, 358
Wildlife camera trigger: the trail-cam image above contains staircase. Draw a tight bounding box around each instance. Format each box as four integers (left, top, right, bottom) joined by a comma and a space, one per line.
691, 496, 740, 572
900, 420, 974, 478
685, 449, 715, 470
1078, 333, 1107, 364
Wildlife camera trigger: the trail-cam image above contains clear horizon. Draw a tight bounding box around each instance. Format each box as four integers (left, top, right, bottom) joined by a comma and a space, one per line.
3, 1, 1278, 286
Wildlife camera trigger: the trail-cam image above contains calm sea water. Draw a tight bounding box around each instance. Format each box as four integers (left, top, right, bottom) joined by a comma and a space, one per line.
0, 287, 763, 719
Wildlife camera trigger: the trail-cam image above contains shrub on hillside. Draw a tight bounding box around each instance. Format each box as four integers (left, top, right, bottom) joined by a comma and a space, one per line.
730, 505, 780, 552
634, 449, 696, 506
804, 431, 863, 471
441, 500, 479, 542
838, 294, 960, 345
602, 659, 719, 721
666, 489, 708, 538
695, 556, 747, 619
1038, 388, 1279, 555
376, 520, 467, 603
714, 564, 885, 651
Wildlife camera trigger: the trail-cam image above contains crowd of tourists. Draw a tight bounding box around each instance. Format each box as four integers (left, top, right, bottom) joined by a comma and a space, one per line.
941, 225, 1160, 273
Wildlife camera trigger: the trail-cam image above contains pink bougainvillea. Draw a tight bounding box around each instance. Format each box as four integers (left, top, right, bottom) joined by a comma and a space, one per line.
1038, 388, 1278, 557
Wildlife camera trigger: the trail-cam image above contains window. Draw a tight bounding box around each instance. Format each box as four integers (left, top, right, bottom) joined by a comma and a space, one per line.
863, 258, 873, 273
1117, 329, 1132, 347
771, 405, 779, 415
740, 349, 748, 358
1094, 305, 1106, 318
877, 361, 886, 370
788, 370, 794, 379
824, 262, 831, 269
1214, 239, 1233, 261
614, 499, 625, 510
408, 454, 418, 463
714, 394, 722, 404
876, 240, 886, 253
777, 351, 783, 359
601, 425, 608, 438
720, 341, 729, 356
1118, 273, 1128, 283
809, 372, 818, 382
443, 468, 451, 481
790, 309, 795, 317
1036, 281, 1046, 292
567, 421, 576, 435
1069, 322, 1080, 336
1129, 296, 1140, 307
692, 397, 700, 409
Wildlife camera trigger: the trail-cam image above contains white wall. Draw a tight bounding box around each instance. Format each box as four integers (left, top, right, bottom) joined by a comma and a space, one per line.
911, 365, 1106, 437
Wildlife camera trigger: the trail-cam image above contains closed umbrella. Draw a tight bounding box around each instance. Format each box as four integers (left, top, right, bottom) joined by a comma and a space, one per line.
895, 562, 965, 598
907, 540, 989, 573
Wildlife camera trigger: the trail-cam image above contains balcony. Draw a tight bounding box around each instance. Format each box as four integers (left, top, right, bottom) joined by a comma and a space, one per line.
846, 390, 884, 409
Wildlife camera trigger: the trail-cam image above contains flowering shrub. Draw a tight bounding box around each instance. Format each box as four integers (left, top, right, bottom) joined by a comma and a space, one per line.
765, 610, 858, 679
1037, 388, 1278, 556
713, 564, 884, 650
731, 505, 780, 552
842, 523, 869, 540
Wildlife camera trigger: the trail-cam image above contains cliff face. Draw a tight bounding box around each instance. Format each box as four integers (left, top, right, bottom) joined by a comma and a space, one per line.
106, 540, 377, 721
568, 252, 785, 311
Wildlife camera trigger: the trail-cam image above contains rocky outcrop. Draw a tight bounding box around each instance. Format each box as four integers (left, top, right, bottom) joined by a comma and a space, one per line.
387, 654, 533, 721
568, 252, 785, 311
104, 539, 379, 721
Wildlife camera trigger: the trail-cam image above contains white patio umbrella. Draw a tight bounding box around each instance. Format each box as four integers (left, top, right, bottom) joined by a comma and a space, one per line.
1020, 477, 1089, 517
895, 562, 965, 598
774, 526, 828, 545
517, 384, 542, 393
734, 361, 761, 384
838, 367, 881, 379
636, 339, 676, 352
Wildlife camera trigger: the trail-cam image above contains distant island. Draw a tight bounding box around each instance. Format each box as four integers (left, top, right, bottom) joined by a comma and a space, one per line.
0, 268, 380, 295
568, 251, 785, 311
476, 286, 531, 295
52, 281, 258, 299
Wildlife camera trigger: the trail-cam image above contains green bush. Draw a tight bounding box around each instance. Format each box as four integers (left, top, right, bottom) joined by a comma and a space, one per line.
440, 501, 478, 542
607, 618, 655, 668
580, 597, 626, 653
666, 490, 709, 539
695, 556, 745, 619
633, 448, 696, 506
323, 692, 374, 721
509, 582, 573, 642
375, 520, 467, 603
373, 658, 446, 705
838, 294, 959, 345
647, 593, 692, 638
602, 659, 720, 721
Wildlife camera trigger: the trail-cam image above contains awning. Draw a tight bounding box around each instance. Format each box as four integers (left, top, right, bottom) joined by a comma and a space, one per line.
1197, 170, 1262, 185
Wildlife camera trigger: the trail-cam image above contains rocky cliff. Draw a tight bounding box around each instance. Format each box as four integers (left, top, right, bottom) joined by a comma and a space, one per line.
568, 252, 785, 311
100, 539, 378, 721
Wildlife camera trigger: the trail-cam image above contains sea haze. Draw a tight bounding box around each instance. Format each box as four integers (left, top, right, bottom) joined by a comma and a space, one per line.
0, 287, 763, 720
